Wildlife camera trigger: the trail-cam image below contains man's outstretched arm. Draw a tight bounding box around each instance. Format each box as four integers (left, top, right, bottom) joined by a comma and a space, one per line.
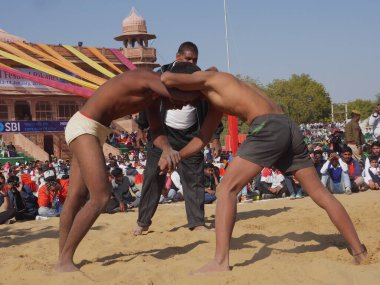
161, 71, 212, 92
146, 100, 180, 172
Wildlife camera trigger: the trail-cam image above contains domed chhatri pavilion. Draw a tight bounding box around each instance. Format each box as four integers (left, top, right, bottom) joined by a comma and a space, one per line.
114, 7, 160, 70
0, 8, 159, 161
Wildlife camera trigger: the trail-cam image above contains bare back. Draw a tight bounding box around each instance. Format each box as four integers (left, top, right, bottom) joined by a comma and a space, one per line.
81, 70, 169, 126
202, 72, 283, 124
162, 70, 283, 125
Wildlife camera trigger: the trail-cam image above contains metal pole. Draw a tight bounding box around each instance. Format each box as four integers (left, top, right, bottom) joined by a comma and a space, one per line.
331, 103, 334, 122
345, 103, 348, 121
224, 0, 238, 154
224, 0, 231, 72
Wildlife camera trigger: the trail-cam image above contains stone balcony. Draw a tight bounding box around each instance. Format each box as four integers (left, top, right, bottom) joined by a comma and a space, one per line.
123, 47, 157, 62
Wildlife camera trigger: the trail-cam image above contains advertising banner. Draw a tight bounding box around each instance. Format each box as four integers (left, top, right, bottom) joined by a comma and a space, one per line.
0, 68, 64, 91
0, 120, 67, 133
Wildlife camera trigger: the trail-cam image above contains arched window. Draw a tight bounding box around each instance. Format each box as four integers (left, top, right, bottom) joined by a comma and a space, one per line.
57, 101, 79, 120
36, 101, 53, 120
0, 100, 8, 120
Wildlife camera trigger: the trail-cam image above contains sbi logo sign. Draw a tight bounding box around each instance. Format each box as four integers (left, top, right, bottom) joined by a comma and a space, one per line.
0, 122, 21, 132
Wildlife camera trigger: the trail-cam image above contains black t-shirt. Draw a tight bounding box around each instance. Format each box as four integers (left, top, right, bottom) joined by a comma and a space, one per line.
9, 185, 38, 213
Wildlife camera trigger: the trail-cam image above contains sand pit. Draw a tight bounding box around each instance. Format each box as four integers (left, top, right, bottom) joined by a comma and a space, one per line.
1, 190, 379, 285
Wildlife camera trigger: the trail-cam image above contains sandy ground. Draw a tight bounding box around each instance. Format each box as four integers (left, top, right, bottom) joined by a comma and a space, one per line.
0, 190, 379, 285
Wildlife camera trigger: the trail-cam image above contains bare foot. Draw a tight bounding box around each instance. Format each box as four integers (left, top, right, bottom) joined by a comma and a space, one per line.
54, 261, 80, 272
349, 244, 369, 265
191, 260, 230, 275
191, 225, 214, 232
133, 225, 149, 236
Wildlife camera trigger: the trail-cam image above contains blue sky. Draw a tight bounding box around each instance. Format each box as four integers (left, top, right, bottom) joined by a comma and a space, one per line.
1, 0, 379, 103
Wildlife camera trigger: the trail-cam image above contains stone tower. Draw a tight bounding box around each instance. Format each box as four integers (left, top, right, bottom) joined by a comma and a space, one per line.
114, 7, 160, 70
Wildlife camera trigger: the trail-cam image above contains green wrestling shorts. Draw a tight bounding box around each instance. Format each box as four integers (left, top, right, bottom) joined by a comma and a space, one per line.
235, 114, 313, 173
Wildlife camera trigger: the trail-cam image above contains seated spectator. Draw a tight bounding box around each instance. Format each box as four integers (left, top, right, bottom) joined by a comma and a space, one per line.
203, 144, 213, 163
6, 142, 17, 157
107, 159, 119, 174
361, 143, 372, 163
159, 175, 173, 204
227, 151, 233, 162
364, 155, 380, 190
285, 175, 304, 199
29, 165, 43, 187
203, 163, 220, 204
117, 160, 128, 175
120, 131, 128, 141
51, 156, 59, 173
364, 141, 380, 172
138, 149, 146, 167
0, 141, 9, 157
328, 130, 344, 154
2, 161, 11, 178
239, 181, 254, 203
341, 146, 365, 192
20, 172, 38, 194
37, 169, 68, 217
320, 153, 351, 194
3, 175, 38, 221
237, 174, 257, 203
312, 150, 326, 178
127, 151, 134, 162
57, 160, 70, 180
0, 175, 17, 224
126, 162, 138, 174
105, 167, 141, 213
258, 167, 288, 199
160, 170, 184, 203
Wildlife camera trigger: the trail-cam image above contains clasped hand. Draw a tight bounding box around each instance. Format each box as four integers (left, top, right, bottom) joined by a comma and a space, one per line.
158, 147, 181, 174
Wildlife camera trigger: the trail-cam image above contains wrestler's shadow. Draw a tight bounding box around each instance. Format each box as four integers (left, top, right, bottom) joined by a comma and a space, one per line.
0, 226, 58, 248
77, 240, 207, 268
231, 231, 347, 268
168, 207, 292, 232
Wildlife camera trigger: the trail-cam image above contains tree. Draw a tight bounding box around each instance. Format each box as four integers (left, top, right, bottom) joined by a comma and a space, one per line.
236, 74, 263, 87
347, 99, 375, 119
219, 116, 228, 146
331, 103, 346, 122
374, 93, 380, 105
265, 74, 331, 123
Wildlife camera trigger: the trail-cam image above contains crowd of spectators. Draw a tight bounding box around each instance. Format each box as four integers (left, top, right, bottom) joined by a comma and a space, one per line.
2, 114, 379, 224
0, 158, 70, 224
187, 118, 379, 204
106, 130, 138, 150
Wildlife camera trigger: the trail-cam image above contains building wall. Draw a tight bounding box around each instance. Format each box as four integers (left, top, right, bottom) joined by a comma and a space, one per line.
1, 94, 85, 159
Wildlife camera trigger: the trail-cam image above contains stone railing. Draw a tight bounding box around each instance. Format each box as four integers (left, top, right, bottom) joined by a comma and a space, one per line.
123, 47, 156, 61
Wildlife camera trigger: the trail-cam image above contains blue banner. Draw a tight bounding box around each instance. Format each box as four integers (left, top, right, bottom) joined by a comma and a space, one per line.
0, 121, 67, 133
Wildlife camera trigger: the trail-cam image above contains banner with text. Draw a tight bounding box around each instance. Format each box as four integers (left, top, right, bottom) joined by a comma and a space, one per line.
0, 120, 67, 133
0, 68, 66, 91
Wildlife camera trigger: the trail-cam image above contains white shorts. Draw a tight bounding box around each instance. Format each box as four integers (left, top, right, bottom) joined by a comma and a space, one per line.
65, 111, 111, 146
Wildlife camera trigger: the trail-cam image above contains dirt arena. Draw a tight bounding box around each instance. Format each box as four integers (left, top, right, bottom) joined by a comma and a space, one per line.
1, 190, 379, 285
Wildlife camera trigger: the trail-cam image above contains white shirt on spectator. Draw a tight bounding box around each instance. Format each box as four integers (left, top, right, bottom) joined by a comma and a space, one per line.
170, 170, 183, 195
369, 113, 380, 138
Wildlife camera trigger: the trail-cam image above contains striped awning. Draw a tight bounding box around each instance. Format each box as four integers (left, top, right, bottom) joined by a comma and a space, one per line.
0, 41, 136, 97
